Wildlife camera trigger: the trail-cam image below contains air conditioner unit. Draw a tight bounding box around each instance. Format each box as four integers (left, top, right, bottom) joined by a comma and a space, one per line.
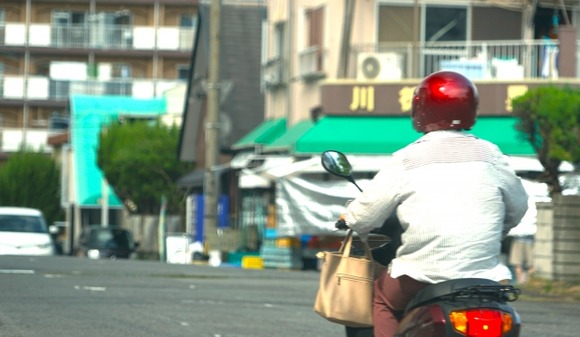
263, 71, 281, 88
357, 52, 402, 81
262, 60, 283, 89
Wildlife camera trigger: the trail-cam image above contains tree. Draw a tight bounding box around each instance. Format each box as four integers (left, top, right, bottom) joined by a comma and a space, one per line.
97, 120, 196, 215
512, 86, 580, 194
0, 150, 63, 225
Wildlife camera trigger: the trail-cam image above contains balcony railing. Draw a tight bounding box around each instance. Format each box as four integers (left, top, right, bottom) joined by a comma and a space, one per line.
2, 22, 195, 51
350, 39, 562, 80
299, 45, 326, 81
0, 76, 185, 100
0, 128, 52, 153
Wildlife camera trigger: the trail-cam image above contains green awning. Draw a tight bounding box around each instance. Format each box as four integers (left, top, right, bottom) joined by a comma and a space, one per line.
294, 116, 535, 156
231, 118, 287, 150
467, 117, 534, 155
295, 116, 419, 154
263, 119, 314, 152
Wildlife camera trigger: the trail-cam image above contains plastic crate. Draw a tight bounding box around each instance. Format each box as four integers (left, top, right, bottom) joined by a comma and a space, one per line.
241, 256, 264, 269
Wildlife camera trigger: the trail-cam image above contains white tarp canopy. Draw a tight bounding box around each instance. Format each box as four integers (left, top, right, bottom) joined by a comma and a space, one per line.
261, 155, 573, 179
233, 152, 575, 235
275, 176, 371, 237
272, 154, 575, 237
507, 156, 574, 172
238, 156, 295, 188
275, 173, 580, 237
262, 155, 394, 179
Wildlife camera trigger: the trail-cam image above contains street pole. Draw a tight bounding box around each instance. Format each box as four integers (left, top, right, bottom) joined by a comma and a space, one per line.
203, 0, 221, 254
101, 177, 109, 227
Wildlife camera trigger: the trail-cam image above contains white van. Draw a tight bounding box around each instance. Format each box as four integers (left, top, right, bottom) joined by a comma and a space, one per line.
0, 207, 55, 256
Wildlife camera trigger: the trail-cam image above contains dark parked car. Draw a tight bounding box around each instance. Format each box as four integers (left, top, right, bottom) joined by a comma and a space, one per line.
78, 225, 139, 259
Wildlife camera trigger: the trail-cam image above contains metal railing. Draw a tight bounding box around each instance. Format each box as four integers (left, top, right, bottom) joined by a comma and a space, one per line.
350, 39, 561, 80
299, 45, 326, 80
0, 128, 52, 153
1, 22, 195, 51
0, 76, 185, 100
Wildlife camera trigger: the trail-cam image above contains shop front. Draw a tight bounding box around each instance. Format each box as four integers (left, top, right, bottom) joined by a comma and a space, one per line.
230, 109, 547, 269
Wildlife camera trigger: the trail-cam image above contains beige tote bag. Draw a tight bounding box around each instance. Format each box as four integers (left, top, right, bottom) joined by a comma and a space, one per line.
314, 229, 375, 328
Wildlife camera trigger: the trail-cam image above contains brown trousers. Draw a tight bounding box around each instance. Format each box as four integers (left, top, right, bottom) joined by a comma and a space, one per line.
373, 270, 430, 337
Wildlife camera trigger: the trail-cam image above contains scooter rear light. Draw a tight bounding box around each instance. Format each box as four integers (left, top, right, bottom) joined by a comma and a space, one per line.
449, 309, 513, 337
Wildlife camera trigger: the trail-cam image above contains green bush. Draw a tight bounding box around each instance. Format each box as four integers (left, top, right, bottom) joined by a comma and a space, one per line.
512, 86, 580, 194
97, 120, 195, 215
0, 150, 63, 225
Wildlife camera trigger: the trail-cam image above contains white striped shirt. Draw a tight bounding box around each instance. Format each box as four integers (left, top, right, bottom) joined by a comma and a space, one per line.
345, 130, 529, 283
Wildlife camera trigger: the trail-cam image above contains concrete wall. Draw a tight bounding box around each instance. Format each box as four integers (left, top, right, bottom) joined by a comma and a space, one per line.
534, 195, 580, 282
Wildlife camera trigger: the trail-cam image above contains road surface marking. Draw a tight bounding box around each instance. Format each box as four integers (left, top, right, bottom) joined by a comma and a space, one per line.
0, 269, 35, 274
74, 285, 107, 291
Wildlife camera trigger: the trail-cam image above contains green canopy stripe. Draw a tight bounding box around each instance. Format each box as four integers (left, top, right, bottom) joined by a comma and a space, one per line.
295, 116, 418, 154
232, 118, 287, 149
467, 117, 534, 155
264, 119, 314, 152
294, 116, 535, 156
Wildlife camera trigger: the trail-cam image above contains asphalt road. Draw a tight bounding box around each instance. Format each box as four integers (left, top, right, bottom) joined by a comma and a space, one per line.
0, 255, 578, 337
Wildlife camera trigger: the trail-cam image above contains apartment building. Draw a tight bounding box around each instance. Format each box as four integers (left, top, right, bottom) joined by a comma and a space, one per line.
0, 0, 198, 154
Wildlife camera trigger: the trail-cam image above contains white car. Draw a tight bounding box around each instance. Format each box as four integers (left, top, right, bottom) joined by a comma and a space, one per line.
0, 207, 56, 256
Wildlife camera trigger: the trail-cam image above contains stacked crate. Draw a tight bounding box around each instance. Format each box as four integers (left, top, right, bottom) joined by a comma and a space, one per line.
260, 229, 303, 270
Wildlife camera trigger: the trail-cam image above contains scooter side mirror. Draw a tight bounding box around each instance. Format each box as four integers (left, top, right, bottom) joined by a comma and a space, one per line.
321, 150, 363, 192
321, 150, 353, 178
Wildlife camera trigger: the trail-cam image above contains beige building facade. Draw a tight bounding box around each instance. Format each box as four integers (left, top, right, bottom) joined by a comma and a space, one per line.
261, 0, 580, 129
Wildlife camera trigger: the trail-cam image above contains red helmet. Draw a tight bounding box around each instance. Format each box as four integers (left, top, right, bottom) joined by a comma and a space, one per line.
411, 71, 479, 133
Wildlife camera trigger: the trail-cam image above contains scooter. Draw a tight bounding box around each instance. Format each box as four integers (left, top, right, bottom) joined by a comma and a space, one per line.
320, 150, 522, 337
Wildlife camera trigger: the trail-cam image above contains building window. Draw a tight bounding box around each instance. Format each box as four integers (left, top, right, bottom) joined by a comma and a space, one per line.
107, 63, 131, 96
51, 11, 89, 47
422, 5, 468, 76
112, 63, 131, 78
378, 5, 416, 43
0, 7, 4, 45
472, 7, 521, 40
0, 62, 3, 97
274, 22, 286, 59
52, 11, 87, 26
306, 7, 324, 71
179, 14, 197, 50
177, 64, 189, 80
93, 11, 133, 48
425, 5, 467, 43
180, 14, 197, 28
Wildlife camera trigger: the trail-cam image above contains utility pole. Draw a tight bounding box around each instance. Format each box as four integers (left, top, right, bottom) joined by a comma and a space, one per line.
203, 0, 221, 253
337, 0, 355, 79
413, 0, 419, 78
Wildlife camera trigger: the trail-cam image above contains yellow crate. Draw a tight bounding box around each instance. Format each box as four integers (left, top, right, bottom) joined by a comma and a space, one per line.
242, 256, 264, 269
275, 237, 301, 248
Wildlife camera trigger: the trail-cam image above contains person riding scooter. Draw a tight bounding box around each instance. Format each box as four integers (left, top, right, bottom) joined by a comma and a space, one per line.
339, 71, 529, 337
